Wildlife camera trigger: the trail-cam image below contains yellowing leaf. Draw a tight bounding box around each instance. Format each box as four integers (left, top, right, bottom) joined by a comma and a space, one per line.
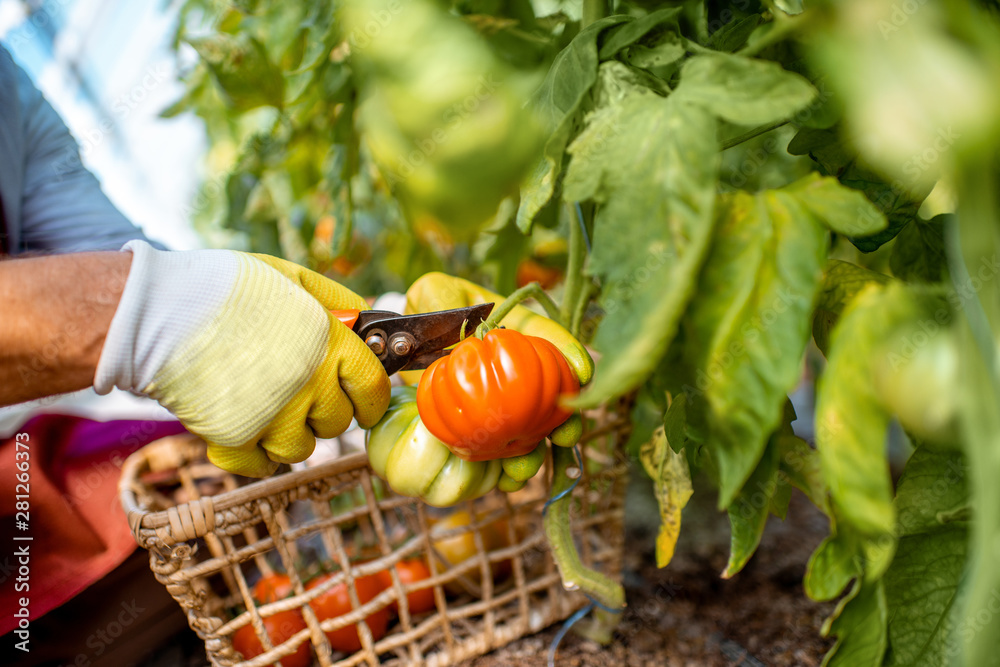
684, 189, 827, 506
784, 173, 888, 237
817, 282, 951, 547
813, 259, 892, 355
640, 425, 693, 568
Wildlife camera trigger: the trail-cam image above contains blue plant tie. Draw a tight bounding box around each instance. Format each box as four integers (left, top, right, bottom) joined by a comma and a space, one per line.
574, 202, 592, 253
542, 444, 583, 517
547, 602, 595, 667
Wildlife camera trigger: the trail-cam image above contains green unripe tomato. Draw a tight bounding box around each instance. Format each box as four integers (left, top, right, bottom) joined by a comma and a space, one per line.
872, 326, 960, 446
367, 386, 502, 507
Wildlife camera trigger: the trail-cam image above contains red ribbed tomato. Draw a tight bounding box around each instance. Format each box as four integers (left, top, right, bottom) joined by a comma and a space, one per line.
416, 328, 579, 461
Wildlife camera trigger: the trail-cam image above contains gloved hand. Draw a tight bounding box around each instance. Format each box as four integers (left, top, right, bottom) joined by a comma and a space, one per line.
95, 241, 390, 477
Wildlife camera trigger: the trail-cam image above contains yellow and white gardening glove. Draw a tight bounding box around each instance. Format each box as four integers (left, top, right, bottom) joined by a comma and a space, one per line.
95, 241, 390, 477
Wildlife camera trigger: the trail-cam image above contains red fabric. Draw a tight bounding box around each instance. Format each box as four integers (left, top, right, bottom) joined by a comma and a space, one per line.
0, 415, 185, 635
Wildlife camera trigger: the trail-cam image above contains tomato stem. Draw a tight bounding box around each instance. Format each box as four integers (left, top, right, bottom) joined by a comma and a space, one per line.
947, 156, 1000, 666
570, 281, 597, 341
720, 119, 789, 152
477, 282, 563, 336
543, 446, 626, 613
561, 203, 588, 327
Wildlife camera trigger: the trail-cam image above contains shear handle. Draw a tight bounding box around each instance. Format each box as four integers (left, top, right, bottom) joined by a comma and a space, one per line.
331, 309, 361, 329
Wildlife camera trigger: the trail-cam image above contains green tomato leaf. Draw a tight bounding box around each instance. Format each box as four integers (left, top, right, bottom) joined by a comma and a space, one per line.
725, 437, 787, 578
623, 33, 686, 70
516, 16, 631, 233
784, 173, 887, 237
821, 581, 888, 667
883, 527, 967, 667
889, 214, 951, 283
673, 53, 817, 126
817, 445, 968, 667
664, 391, 688, 454
592, 60, 669, 106
805, 531, 861, 602
787, 126, 849, 166
187, 33, 285, 111
786, 126, 933, 253
626, 385, 670, 457
566, 94, 719, 407
773, 0, 804, 15
598, 8, 682, 60
895, 445, 969, 538
708, 14, 763, 53
284, 17, 339, 104
684, 189, 827, 506
639, 424, 694, 569
882, 445, 968, 666
839, 186, 921, 254
813, 259, 892, 356
778, 433, 829, 514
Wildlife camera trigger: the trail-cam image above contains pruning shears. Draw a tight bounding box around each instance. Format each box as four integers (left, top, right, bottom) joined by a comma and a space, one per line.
330, 304, 494, 376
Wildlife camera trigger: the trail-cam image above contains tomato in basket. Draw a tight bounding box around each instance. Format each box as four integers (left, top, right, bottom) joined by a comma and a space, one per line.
378, 558, 437, 615
306, 572, 389, 653
253, 574, 294, 603
431, 509, 513, 591
231, 609, 311, 667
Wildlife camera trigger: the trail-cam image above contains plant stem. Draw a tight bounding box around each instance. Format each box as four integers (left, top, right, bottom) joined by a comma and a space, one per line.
582, 0, 607, 29
561, 203, 587, 327
720, 120, 789, 152
948, 156, 1000, 667
737, 10, 814, 58
571, 281, 596, 341
543, 446, 626, 612
477, 282, 562, 336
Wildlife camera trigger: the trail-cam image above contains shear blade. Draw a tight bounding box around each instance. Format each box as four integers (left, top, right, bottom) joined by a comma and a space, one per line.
355, 303, 494, 375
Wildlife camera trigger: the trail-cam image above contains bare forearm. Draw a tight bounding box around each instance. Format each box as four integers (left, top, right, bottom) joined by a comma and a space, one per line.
0, 252, 131, 406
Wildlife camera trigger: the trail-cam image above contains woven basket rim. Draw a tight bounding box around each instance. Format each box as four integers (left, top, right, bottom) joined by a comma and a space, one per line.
118, 435, 371, 541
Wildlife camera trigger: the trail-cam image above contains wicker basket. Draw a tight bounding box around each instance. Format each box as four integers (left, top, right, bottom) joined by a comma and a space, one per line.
118, 400, 631, 667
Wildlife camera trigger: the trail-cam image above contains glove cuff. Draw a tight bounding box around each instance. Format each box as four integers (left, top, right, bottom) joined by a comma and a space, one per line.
94, 240, 240, 395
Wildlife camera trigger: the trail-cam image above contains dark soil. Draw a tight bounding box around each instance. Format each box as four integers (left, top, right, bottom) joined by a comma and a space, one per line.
461, 475, 836, 667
